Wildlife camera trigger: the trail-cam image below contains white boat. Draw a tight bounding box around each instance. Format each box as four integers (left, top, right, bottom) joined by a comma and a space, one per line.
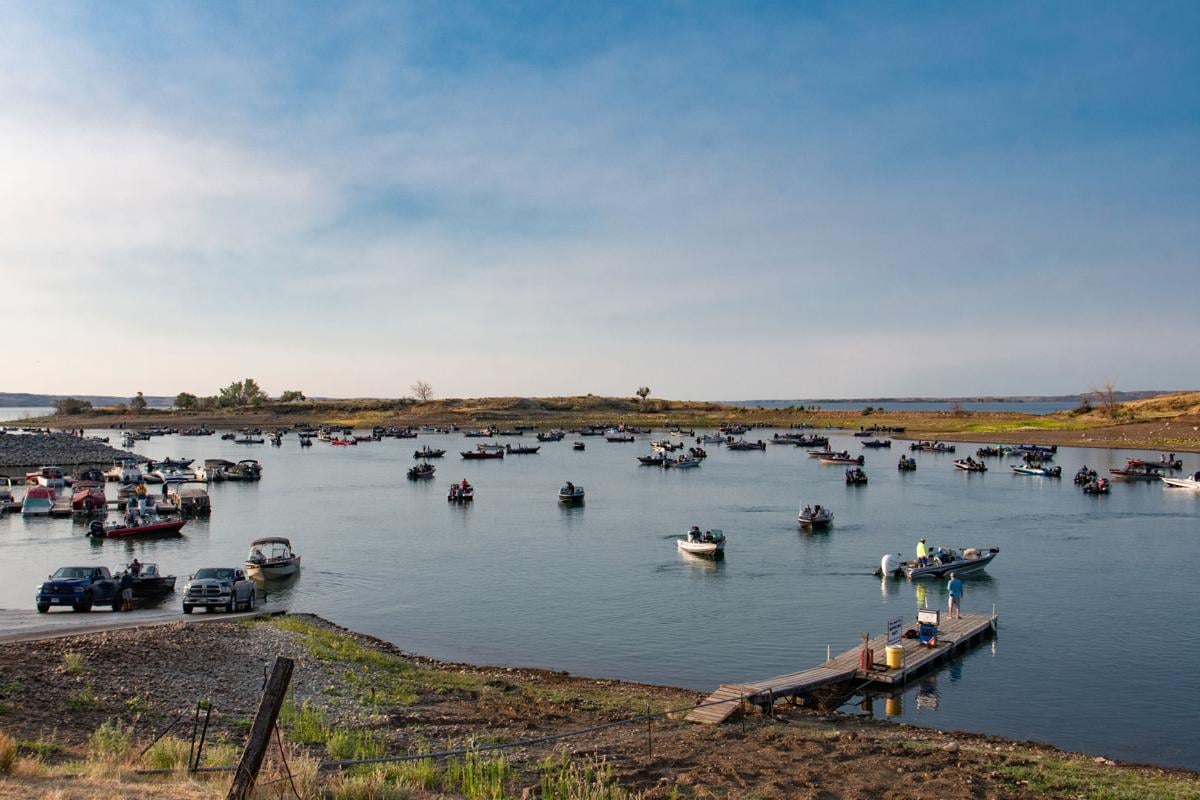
153, 465, 196, 484
559, 482, 585, 503
663, 455, 700, 469
169, 480, 212, 517
245, 537, 301, 579
21, 485, 55, 516
677, 528, 725, 557
698, 434, 725, 444
196, 459, 235, 482
797, 505, 834, 527
1162, 471, 1200, 490
103, 457, 143, 484
878, 547, 999, 579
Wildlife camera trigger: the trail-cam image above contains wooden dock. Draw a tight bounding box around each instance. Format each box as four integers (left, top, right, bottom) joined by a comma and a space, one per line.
688, 612, 997, 724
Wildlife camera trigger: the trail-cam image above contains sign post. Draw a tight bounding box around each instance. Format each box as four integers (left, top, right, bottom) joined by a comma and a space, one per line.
887, 616, 903, 647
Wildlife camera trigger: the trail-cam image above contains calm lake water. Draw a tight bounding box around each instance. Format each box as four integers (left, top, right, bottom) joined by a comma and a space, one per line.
2, 426, 1198, 770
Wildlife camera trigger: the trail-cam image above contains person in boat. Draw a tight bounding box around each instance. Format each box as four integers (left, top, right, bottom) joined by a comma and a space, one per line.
802, 505, 812, 517
916, 538, 928, 567
460, 478, 470, 490
703, 530, 714, 542
565, 481, 575, 494
130, 558, 141, 577
687, 525, 701, 541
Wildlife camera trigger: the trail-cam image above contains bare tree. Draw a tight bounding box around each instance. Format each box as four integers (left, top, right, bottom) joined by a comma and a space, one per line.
636, 386, 651, 401
411, 381, 434, 402
1091, 379, 1118, 418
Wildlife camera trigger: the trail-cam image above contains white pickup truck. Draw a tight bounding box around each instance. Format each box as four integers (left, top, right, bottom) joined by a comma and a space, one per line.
182, 567, 256, 613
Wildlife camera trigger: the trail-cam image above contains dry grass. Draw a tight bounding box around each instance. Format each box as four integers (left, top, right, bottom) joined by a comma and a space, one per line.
0, 731, 15, 775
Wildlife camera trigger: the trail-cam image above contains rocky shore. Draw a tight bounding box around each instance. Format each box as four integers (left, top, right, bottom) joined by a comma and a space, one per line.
1, 614, 1196, 799
0, 431, 144, 472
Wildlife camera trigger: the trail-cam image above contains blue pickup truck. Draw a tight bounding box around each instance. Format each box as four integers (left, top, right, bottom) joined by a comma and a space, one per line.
36, 566, 122, 613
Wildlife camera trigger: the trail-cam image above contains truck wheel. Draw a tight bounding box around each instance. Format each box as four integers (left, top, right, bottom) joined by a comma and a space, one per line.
226, 596, 236, 613
74, 594, 93, 613
182, 604, 193, 614
36, 604, 49, 613
113, 597, 123, 612
245, 591, 256, 611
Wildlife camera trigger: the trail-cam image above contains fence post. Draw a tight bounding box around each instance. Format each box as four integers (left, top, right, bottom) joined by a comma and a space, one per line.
227, 656, 294, 800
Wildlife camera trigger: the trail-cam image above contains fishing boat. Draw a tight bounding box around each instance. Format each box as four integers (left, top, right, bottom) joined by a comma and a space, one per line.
504, 444, 541, 455
1074, 467, 1099, 485
605, 431, 635, 443
726, 439, 766, 451
910, 441, 956, 453
1083, 478, 1111, 494
536, 430, 566, 442
676, 527, 725, 557
407, 463, 436, 480
87, 516, 186, 539
168, 480, 212, 517
651, 440, 683, 453
414, 447, 446, 459
638, 454, 666, 466
1129, 457, 1183, 472
573, 441, 585, 451
119, 563, 177, 597
663, 455, 700, 469
461, 450, 503, 460
1162, 471, 1200, 490
220, 432, 236, 441
698, 433, 725, 444
245, 537, 302, 579
897, 456, 917, 471
797, 505, 833, 528
688, 447, 707, 459
299, 436, 312, 447
151, 458, 194, 470
234, 436, 265, 445
953, 458, 987, 472
861, 439, 891, 448
558, 482, 585, 503
476, 443, 506, 452
1016, 444, 1057, 455
152, 464, 196, 485
1109, 460, 1164, 480
976, 446, 1012, 457
1011, 464, 1062, 477
447, 482, 474, 502
845, 467, 868, 485
818, 453, 864, 466
807, 447, 834, 457
877, 546, 1000, 579
329, 438, 356, 446
21, 485, 55, 516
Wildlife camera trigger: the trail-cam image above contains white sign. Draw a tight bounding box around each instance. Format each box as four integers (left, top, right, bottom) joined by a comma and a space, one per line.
887, 616, 903, 646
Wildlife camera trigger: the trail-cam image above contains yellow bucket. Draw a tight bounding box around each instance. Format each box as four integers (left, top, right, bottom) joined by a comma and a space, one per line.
886, 645, 904, 670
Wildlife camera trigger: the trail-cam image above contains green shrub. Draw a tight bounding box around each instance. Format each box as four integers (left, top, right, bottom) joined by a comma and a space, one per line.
66, 687, 96, 711
63, 652, 87, 673
87, 720, 132, 763
279, 698, 329, 745
327, 729, 385, 761
145, 737, 190, 770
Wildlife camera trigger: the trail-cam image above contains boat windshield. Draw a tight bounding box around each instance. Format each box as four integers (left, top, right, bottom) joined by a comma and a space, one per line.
52, 567, 95, 579
194, 568, 236, 580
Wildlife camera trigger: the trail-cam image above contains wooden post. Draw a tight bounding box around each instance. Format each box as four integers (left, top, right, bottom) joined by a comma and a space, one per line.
227, 656, 294, 800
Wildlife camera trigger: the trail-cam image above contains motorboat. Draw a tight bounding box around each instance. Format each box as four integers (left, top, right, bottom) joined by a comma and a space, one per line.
70, 483, 107, 514
299, 436, 313, 448
447, 482, 474, 502
1016, 444, 1057, 456
677, 528, 725, 558
1128, 457, 1182, 472
117, 563, 177, 598
1011, 464, 1062, 477
150, 458, 194, 470
225, 460, 263, 481
954, 458, 987, 472
1083, 478, 1111, 494
897, 456, 917, 471
669, 428, 695, 437
910, 441, 956, 453
975, 446, 1012, 457
104, 456, 143, 483
0, 478, 20, 513
329, 437, 357, 446
638, 454, 666, 466
504, 444, 541, 455
605, 431, 635, 443
688, 447, 707, 459
1074, 467, 1099, 485
26, 466, 69, 488
21, 485, 55, 516
663, 455, 700, 469
536, 430, 566, 442
461, 450, 503, 460
698, 433, 725, 444
818, 453, 864, 465
168, 480, 212, 517
559, 482, 585, 503
87, 515, 186, 539
726, 439, 766, 451
1161, 471, 1200, 490
651, 440, 683, 453
1109, 461, 1163, 480
797, 505, 833, 528
807, 447, 834, 457
407, 463, 436, 480
476, 443, 506, 452
845, 467, 868, 485
861, 439, 891, 449
245, 537, 302, 579
877, 547, 1000, 579
573, 442, 585, 451
196, 459, 235, 482
414, 447, 446, 459
152, 464, 196, 485
234, 436, 265, 445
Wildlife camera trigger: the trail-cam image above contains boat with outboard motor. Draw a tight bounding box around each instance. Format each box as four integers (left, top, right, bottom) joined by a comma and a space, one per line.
910, 441, 956, 453
447, 481, 474, 502
861, 439, 891, 448
845, 467, 868, 485
22, 485, 55, 515
505, 444, 541, 455
1074, 467, 1099, 485
461, 450, 503, 460
1161, 471, 1200, 490
954, 458, 987, 472
975, 446, 1012, 458
1011, 464, 1062, 477
877, 546, 999, 579
818, 452, 864, 466
663, 455, 700, 469
414, 447, 446, 459
407, 462, 436, 480
573, 441, 585, 451
1109, 460, 1164, 480
797, 504, 833, 528
638, 454, 666, 466
118, 562, 177, 597
726, 439, 766, 451
87, 514, 186, 539
558, 482, 585, 503
897, 455, 917, 471
245, 537, 301, 579
676, 527, 725, 557
1082, 478, 1111, 494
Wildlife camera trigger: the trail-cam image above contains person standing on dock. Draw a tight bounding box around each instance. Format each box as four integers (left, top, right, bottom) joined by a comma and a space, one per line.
916, 538, 928, 567
947, 572, 963, 619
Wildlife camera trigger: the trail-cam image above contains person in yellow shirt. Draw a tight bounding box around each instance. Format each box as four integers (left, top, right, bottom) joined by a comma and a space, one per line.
916, 537, 928, 567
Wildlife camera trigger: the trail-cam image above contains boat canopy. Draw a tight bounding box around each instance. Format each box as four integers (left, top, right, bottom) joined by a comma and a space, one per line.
251, 536, 291, 546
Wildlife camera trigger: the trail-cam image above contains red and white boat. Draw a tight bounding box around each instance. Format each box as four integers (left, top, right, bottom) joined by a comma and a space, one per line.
86, 518, 186, 539
70, 483, 108, 514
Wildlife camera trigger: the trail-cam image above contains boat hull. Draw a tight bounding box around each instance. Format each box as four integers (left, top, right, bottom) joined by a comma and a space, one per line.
903, 551, 998, 579
677, 539, 724, 557
246, 557, 301, 579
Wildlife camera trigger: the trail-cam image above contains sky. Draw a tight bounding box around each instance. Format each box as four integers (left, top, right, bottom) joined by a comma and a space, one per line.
0, 1, 1197, 401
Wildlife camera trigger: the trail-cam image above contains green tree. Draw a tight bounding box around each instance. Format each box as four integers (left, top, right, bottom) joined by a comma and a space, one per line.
243, 378, 267, 407
174, 392, 197, 410
218, 380, 244, 407
53, 398, 93, 416
130, 392, 148, 414
278, 389, 306, 403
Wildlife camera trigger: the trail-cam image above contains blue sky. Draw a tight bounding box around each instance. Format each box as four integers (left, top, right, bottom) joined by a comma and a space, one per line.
1, 2, 1196, 399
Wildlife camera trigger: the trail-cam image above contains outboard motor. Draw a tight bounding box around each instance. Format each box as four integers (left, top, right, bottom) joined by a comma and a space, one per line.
88, 519, 104, 537
880, 553, 901, 576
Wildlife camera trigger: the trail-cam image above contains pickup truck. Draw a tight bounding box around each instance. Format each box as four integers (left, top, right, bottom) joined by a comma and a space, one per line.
36, 566, 122, 612
182, 567, 256, 614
